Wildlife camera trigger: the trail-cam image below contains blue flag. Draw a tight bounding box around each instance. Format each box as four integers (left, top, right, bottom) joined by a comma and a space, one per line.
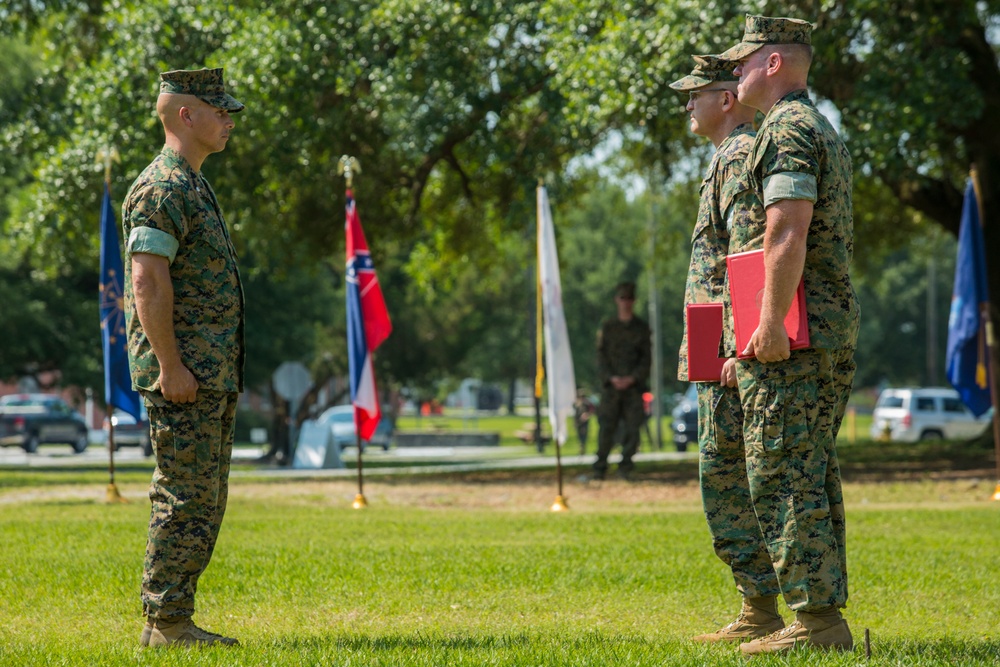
945, 178, 992, 417
99, 183, 142, 420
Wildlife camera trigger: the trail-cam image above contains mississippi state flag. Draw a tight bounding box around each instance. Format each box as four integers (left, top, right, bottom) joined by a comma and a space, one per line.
346, 190, 392, 440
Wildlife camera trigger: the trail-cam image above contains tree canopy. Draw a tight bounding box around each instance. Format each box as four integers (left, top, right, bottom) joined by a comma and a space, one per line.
1, 0, 995, 399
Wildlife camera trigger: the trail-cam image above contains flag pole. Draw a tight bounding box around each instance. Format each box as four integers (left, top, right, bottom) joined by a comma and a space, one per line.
980, 302, 1000, 501
98, 146, 127, 504
353, 431, 367, 509
339, 155, 368, 510
534, 250, 546, 454
551, 436, 568, 512
971, 169, 1000, 501
537, 180, 568, 512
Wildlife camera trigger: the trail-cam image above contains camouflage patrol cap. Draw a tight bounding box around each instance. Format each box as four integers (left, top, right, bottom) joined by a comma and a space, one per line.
668, 54, 739, 91
720, 14, 813, 62
159, 68, 245, 113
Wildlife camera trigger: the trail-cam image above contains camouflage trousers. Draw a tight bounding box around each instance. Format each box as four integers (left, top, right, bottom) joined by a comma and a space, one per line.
736, 348, 856, 611
593, 386, 644, 473
140, 389, 239, 620
696, 382, 779, 598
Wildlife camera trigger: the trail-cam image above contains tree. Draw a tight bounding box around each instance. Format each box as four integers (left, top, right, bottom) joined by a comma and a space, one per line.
4, 0, 998, 399
0, 1, 610, 393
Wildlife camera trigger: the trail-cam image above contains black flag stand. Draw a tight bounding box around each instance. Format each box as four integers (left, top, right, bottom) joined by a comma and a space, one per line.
339, 155, 368, 510
981, 303, 1000, 502
98, 146, 128, 505
537, 181, 568, 512
353, 431, 367, 509
969, 169, 1000, 502
105, 404, 127, 504
551, 435, 568, 512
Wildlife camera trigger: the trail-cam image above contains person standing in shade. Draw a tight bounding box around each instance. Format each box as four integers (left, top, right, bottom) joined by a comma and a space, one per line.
123, 67, 246, 648
670, 54, 784, 643
590, 282, 651, 480
720, 15, 860, 654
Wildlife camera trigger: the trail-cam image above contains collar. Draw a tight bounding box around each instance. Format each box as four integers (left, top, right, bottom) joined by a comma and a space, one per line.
160, 145, 199, 176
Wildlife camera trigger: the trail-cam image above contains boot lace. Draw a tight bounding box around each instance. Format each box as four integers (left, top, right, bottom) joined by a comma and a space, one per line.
763, 620, 803, 641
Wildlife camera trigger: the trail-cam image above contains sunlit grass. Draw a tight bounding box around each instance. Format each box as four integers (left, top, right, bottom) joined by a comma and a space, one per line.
1, 456, 998, 665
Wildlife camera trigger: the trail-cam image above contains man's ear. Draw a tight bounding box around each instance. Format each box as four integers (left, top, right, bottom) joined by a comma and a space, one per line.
179, 106, 193, 126
766, 51, 782, 75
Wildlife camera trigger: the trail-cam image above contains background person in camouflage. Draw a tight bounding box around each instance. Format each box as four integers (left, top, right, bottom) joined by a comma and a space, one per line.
721, 14, 860, 655
123, 67, 246, 648
590, 282, 651, 480
670, 54, 783, 643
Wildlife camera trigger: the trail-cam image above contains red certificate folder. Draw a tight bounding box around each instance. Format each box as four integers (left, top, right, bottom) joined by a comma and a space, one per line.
686, 303, 729, 382
726, 248, 810, 359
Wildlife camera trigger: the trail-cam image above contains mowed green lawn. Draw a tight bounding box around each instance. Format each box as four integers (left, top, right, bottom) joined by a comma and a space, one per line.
394, 408, 876, 449
1, 443, 999, 666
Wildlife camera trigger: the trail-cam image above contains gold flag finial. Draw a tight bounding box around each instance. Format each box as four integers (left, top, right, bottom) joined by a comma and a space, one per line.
96, 146, 120, 185
338, 155, 361, 189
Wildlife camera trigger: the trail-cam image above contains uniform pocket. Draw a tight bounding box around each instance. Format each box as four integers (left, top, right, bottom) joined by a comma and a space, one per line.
697, 387, 720, 455
746, 375, 817, 456
145, 399, 211, 474
723, 172, 754, 228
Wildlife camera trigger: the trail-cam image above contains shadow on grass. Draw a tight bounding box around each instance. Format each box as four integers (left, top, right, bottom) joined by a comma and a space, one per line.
838, 436, 995, 482
240, 632, 1000, 666
246, 631, 699, 667
338, 632, 534, 651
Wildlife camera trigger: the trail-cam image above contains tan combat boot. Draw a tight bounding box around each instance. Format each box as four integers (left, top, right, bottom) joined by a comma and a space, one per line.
146, 617, 240, 648
691, 596, 785, 642
739, 606, 853, 655
139, 619, 153, 646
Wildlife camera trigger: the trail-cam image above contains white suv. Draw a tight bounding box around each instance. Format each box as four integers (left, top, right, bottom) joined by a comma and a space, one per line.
870, 387, 991, 442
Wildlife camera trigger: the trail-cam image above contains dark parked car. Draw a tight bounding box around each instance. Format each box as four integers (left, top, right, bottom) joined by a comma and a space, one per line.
105, 406, 152, 456
670, 384, 698, 453
0, 393, 89, 454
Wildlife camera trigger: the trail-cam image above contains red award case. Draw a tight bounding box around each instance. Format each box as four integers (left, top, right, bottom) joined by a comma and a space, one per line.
686, 303, 729, 382
726, 248, 810, 360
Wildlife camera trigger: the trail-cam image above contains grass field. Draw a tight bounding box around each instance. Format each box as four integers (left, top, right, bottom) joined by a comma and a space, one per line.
394, 409, 877, 450
1, 437, 998, 666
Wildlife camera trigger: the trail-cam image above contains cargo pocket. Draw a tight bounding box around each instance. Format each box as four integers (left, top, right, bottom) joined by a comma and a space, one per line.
753, 377, 818, 547
698, 388, 723, 456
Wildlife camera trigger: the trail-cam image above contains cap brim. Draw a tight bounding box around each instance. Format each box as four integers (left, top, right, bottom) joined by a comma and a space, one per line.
718, 41, 764, 62
199, 93, 246, 113
668, 74, 714, 91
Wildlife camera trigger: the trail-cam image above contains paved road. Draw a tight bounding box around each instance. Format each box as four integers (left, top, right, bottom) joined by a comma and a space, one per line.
0, 441, 265, 468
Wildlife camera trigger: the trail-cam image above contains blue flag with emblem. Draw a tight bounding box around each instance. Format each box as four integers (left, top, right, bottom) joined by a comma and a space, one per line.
99, 182, 142, 420
945, 178, 992, 417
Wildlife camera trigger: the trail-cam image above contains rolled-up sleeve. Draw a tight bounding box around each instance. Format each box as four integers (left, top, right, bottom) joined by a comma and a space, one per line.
125, 184, 184, 263
763, 172, 817, 207
128, 227, 180, 263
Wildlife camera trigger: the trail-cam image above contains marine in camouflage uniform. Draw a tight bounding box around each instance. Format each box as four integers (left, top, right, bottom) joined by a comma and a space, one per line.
721, 15, 860, 653
592, 282, 651, 479
123, 68, 245, 647
670, 56, 782, 642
